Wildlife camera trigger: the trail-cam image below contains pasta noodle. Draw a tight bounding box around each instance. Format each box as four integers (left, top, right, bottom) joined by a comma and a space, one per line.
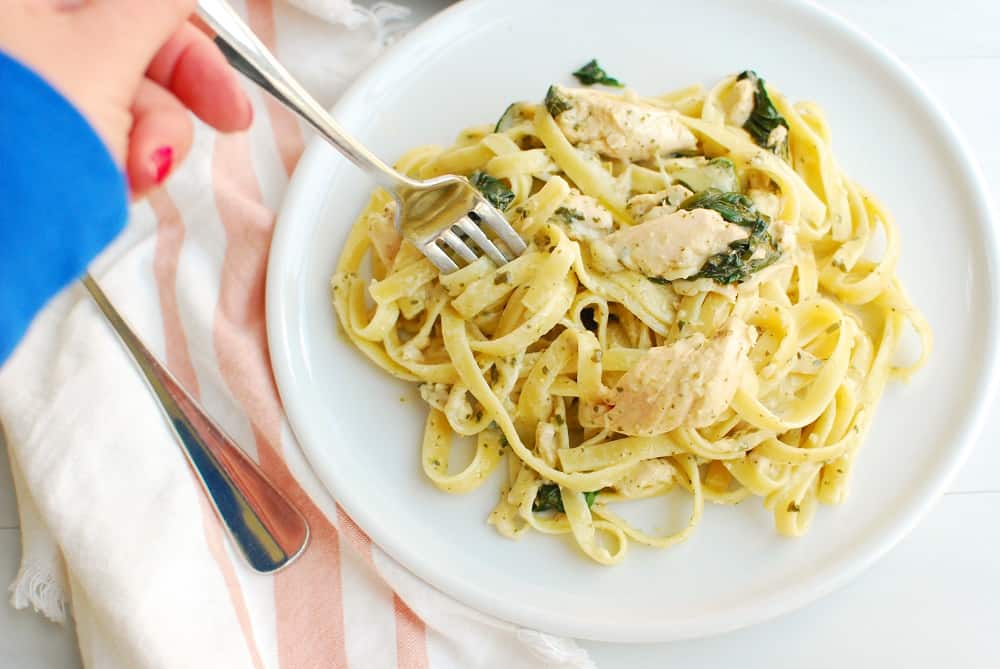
331, 70, 930, 565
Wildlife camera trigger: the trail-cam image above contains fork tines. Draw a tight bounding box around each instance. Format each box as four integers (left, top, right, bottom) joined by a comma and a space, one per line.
425, 201, 528, 273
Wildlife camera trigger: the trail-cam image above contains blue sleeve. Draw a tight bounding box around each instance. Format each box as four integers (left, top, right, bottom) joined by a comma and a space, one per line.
0, 49, 127, 364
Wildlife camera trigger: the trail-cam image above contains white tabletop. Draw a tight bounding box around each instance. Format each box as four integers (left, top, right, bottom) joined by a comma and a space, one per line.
2, 0, 998, 666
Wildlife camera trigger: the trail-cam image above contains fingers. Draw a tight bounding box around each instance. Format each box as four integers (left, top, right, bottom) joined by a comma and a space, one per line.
147, 22, 253, 133
126, 78, 194, 198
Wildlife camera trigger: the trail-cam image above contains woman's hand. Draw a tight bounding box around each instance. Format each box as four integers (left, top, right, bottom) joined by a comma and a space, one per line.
0, 0, 252, 196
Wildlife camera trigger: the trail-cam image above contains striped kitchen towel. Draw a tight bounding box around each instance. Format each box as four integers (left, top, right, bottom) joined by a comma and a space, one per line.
0, 1, 594, 667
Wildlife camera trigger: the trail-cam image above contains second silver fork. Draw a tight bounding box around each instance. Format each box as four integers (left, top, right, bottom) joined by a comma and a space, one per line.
82, 274, 309, 573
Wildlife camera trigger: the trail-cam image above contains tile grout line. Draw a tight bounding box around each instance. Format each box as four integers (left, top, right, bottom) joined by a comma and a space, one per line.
944, 489, 1000, 496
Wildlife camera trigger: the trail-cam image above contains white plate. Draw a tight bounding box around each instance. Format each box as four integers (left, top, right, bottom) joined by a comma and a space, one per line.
267, 0, 999, 642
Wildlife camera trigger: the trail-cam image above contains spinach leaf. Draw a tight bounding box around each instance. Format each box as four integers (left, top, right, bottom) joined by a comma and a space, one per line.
692, 236, 781, 285
679, 188, 782, 285
532, 484, 599, 513
678, 189, 759, 226
737, 70, 789, 159
554, 206, 585, 224
572, 59, 624, 87
469, 171, 515, 211
544, 85, 574, 117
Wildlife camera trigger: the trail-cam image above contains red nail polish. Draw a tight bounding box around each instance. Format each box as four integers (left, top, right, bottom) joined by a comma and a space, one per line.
151, 147, 173, 184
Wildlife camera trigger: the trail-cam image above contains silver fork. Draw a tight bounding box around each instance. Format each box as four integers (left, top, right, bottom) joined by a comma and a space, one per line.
197, 0, 527, 272
82, 274, 309, 573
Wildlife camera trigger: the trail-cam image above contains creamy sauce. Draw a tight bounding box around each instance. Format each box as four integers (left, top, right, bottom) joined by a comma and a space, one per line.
613, 458, 675, 497
749, 188, 781, 220
536, 421, 559, 468
419, 382, 449, 410
367, 201, 401, 267
767, 125, 788, 151
605, 318, 755, 436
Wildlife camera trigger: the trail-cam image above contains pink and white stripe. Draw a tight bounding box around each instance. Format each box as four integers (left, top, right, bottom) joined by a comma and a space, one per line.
149, 2, 431, 665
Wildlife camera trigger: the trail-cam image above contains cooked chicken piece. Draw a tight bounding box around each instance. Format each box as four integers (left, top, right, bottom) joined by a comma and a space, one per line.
625, 184, 693, 223
593, 208, 748, 281
605, 318, 755, 436
554, 190, 614, 241
551, 86, 698, 161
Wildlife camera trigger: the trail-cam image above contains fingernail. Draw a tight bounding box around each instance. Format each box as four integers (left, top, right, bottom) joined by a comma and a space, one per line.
151, 146, 173, 184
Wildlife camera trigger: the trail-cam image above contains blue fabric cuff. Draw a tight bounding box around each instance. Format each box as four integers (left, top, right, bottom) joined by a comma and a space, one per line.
0, 49, 128, 363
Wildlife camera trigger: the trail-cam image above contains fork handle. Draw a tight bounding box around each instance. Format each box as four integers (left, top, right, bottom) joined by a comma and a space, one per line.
197, 0, 416, 189
82, 274, 309, 573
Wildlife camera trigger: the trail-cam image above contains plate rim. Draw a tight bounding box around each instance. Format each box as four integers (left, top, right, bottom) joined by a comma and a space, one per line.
266, 0, 1000, 642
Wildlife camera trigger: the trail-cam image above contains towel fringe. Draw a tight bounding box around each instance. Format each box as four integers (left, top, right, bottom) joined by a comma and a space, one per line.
286, 0, 411, 37
285, 0, 371, 28
9, 560, 68, 625
515, 629, 598, 668
369, 2, 413, 46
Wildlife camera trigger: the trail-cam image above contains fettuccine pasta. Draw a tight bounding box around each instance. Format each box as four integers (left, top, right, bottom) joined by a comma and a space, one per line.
331, 67, 930, 565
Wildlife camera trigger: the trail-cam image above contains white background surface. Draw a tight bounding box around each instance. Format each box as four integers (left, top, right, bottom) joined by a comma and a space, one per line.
2, 0, 998, 666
